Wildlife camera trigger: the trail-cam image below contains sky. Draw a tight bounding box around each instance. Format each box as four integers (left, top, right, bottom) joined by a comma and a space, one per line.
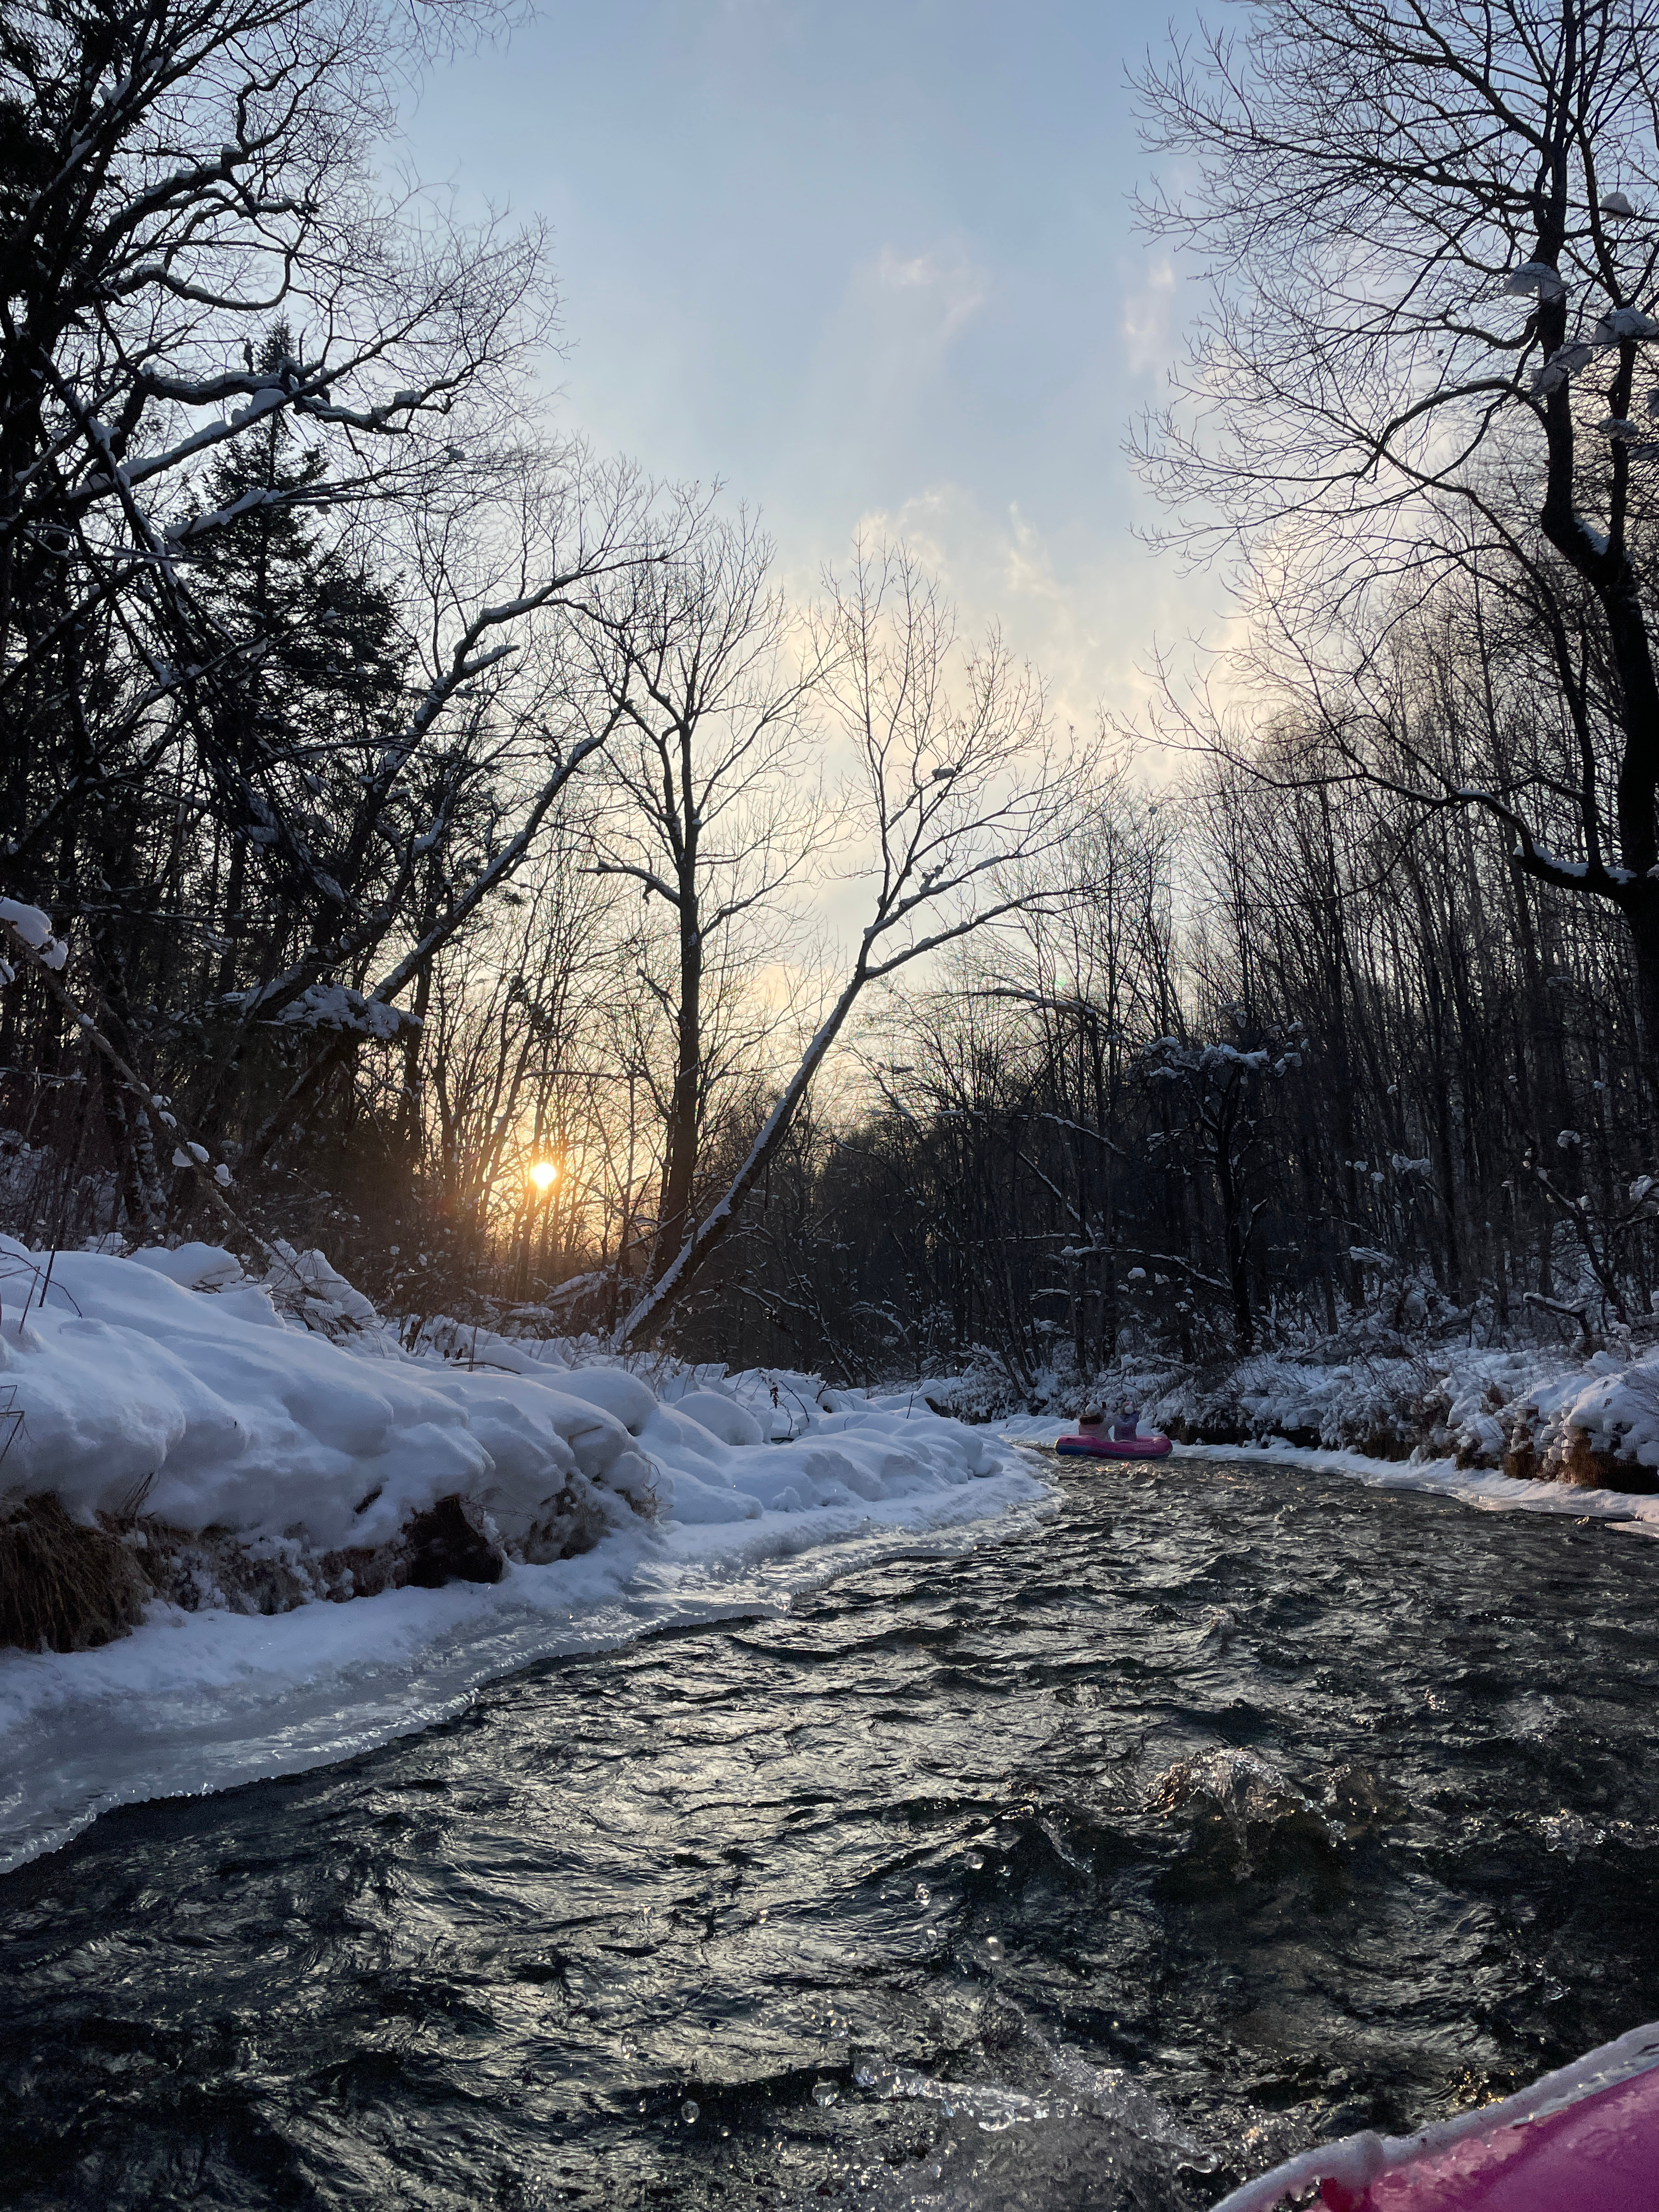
400, 0, 1223, 739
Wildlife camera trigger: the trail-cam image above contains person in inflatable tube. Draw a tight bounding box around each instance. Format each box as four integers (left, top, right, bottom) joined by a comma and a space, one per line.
1055, 1404, 1173, 1460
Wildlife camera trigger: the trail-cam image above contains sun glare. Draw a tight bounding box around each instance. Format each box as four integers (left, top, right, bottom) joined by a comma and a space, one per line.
529, 1160, 558, 1192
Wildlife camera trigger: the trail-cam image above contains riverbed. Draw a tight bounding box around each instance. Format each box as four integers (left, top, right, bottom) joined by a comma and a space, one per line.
4, 1452, 1658, 2209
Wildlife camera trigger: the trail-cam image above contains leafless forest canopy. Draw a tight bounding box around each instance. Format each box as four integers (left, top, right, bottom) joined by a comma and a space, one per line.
7, 0, 1659, 1393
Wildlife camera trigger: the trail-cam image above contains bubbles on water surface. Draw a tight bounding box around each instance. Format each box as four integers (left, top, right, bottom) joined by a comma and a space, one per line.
846, 2044, 1216, 2206
963, 1848, 985, 1870
1539, 1810, 1608, 1857
984, 1934, 1005, 1961
813, 2079, 839, 2107
681, 2099, 699, 2125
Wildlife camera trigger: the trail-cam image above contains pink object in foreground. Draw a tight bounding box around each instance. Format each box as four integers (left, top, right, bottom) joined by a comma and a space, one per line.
1210, 2019, 1659, 2211
1054, 1429, 1173, 1460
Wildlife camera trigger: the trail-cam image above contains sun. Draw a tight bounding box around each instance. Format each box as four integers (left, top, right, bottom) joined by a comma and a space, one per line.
528, 1160, 558, 1192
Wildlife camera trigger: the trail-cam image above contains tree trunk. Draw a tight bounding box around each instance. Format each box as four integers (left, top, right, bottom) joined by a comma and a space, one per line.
654, 886, 702, 1277
1210, 1086, 1254, 1353
1627, 895, 1659, 1087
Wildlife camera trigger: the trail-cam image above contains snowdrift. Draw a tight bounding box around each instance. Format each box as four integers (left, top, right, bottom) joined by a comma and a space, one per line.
0, 1237, 1051, 1871
0, 1235, 1026, 1558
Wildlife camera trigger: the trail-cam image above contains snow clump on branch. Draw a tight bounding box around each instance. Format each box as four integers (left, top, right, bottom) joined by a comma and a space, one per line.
269, 983, 416, 1042
0, 900, 69, 983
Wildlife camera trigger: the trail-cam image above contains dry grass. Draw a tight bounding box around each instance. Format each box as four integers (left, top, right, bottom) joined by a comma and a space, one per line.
0, 1492, 150, 1652
0, 1470, 619, 1651
1560, 1430, 1659, 1494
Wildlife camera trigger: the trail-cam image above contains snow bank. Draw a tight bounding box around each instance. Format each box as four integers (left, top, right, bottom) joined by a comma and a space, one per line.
1188, 1340, 1659, 1505
0, 1238, 1029, 1551
943, 1329, 1659, 1506
0, 1238, 1051, 1870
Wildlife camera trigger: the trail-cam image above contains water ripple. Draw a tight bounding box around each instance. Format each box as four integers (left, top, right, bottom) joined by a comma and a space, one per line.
3, 1457, 1659, 2208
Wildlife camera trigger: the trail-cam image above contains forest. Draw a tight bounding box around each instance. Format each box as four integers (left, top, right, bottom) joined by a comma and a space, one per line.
6, 0, 1659, 1408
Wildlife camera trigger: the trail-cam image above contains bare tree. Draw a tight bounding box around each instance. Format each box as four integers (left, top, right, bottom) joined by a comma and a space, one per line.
612, 542, 1078, 1347
574, 501, 830, 1281
228, 449, 654, 1170
385, 829, 622, 1302
2, 0, 551, 893
1136, 0, 1659, 1057
0, 0, 671, 1220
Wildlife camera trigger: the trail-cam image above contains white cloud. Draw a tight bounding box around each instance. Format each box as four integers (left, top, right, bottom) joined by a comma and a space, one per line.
873, 242, 988, 340
1120, 255, 1178, 375
842, 483, 1205, 741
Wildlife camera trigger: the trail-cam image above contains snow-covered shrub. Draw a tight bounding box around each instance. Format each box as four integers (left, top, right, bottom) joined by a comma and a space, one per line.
261, 1240, 381, 1335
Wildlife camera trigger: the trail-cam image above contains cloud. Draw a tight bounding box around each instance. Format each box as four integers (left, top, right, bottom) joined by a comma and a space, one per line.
1120, 255, 1178, 375
775, 237, 992, 500
841, 485, 1161, 735
873, 242, 988, 341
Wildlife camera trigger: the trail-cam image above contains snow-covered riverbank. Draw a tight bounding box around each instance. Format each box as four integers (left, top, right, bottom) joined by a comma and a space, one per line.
930, 1333, 1659, 1514
986, 1328, 1659, 1537
0, 1237, 1052, 1871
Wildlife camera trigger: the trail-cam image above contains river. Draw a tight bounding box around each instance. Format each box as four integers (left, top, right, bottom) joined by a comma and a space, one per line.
4, 1451, 1658, 2210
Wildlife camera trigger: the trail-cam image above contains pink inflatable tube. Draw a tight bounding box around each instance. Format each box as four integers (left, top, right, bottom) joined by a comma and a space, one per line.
1054, 1432, 1173, 1460
1210, 2019, 1659, 2211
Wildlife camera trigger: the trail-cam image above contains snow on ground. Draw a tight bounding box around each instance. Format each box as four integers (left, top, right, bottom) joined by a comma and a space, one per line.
1136, 1340, 1659, 1486
0, 1239, 1052, 1873
0, 1237, 1035, 1553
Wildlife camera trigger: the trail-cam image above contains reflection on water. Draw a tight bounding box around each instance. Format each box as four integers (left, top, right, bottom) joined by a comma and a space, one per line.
3, 1456, 1659, 2209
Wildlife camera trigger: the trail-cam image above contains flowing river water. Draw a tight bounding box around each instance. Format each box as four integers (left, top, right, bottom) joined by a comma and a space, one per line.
4, 1450, 1659, 2211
